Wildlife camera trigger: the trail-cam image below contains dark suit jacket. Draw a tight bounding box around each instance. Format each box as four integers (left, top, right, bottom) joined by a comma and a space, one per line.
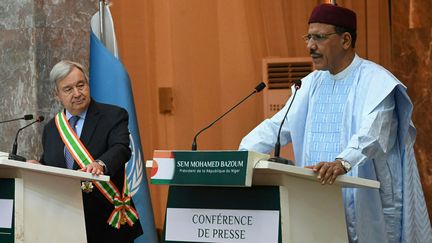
40, 100, 143, 243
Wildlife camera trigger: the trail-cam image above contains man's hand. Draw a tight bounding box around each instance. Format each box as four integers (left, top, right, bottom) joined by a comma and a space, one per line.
81, 161, 104, 175
305, 160, 346, 185
27, 159, 40, 164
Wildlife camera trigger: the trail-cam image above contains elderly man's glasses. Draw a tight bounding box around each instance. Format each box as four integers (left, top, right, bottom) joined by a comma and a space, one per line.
302, 32, 338, 43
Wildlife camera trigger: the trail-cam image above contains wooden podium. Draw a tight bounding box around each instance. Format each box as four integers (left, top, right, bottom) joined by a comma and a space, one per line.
252, 160, 379, 243
0, 151, 109, 243
148, 150, 379, 243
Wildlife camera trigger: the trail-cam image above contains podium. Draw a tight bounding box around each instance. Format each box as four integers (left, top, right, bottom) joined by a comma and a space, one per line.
0, 152, 109, 243
148, 150, 380, 243
251, 160, 379, 243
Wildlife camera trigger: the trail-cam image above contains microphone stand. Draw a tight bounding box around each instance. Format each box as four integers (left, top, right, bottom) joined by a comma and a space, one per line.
192, 82, 266, 150
0, 114, 34, 124
268, 81, 301, 165
8, 116, 44, 162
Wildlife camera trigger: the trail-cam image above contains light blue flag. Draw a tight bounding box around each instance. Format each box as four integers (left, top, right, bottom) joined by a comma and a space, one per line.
89, 6, 158, 243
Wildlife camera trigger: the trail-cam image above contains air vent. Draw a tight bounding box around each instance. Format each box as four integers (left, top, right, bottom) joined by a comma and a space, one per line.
262, 57, 312, 118
266, 57, 313, 89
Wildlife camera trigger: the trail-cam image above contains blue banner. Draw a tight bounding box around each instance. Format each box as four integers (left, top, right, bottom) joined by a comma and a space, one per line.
89, 31, 158, 243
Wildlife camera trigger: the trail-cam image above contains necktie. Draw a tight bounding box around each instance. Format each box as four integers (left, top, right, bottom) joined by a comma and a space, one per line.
64, 116, 80, 169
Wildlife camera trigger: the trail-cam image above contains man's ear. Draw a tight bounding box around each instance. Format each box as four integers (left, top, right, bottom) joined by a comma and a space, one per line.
341, 33, 352, 49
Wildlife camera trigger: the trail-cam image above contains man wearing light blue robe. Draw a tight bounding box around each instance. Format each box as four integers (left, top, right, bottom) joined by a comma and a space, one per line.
240, 3, 432, 243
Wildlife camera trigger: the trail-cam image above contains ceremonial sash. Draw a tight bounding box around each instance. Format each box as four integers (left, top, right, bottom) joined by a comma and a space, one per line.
55, 112, 139, 229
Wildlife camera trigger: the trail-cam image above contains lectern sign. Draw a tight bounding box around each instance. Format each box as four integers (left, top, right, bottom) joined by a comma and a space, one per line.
165, 208, 279, 243
150, 150, 268, 186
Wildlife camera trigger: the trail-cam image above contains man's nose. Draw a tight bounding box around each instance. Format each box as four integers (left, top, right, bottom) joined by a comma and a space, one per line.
71, 86, 81, 96
306, 39, 316, 50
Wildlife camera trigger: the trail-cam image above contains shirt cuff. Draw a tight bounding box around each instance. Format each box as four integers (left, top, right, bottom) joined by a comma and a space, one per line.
336, 149, 367, 167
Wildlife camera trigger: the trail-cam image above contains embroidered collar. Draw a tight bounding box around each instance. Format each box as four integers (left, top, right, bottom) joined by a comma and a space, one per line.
328, 54, 361, 80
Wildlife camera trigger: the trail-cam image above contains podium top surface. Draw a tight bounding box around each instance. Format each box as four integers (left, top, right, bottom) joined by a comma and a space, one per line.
0, 152, 109, 182
254, 160, 380, 189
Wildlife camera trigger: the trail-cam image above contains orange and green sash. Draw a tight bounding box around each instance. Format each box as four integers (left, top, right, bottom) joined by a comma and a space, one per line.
55, 111, 139, 229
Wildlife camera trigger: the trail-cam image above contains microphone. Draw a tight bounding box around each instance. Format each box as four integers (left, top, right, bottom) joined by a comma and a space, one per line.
0, 114, 34, 124
192, 82, 266, 150
8, 116, 45, 162
268, 80, 302, 165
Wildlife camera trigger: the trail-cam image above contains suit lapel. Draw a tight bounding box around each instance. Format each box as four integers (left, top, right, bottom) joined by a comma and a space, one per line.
80, 100, 101, 147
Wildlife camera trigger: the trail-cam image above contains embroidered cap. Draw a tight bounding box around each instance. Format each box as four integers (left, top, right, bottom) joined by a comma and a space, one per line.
308, 4, 357, 31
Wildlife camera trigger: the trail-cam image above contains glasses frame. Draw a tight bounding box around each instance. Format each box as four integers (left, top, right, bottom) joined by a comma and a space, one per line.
302, 32, 339, 43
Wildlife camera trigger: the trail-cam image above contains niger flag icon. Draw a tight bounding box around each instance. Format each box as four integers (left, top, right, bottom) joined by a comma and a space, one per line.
150, 150, 175, 184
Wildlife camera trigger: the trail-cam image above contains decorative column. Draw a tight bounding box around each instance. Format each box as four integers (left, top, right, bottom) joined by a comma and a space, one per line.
0, 0, 98, 158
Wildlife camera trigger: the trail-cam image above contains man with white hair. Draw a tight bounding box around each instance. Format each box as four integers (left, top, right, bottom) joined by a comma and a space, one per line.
32, 60, 143, 243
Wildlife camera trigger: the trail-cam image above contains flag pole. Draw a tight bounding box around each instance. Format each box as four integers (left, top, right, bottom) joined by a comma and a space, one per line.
98, 0, 105, 45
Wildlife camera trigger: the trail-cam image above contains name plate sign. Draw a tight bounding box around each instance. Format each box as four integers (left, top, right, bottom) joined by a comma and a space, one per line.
149, 150, 268, 186
165, 208, 279, 243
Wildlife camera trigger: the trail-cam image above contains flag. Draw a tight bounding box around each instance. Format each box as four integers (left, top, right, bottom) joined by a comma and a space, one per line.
151, 150, 175, 184
89, 5, 158, 243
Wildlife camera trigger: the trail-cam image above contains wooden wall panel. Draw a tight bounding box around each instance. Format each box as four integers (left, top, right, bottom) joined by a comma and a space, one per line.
365, 0, 391, 68
169, 0, 223, 150
216, 1, 263, 149
281, 0, 320, 57
259, 0, 290, 55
